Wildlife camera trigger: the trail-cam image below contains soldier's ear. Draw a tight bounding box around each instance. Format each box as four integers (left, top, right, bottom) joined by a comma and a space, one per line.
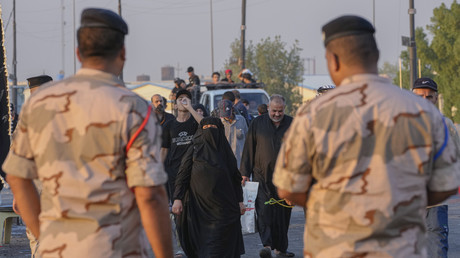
76, 48, 82, 62
325, 50, 339, 73
331, 53, 340, 72
120, 46, 126, 62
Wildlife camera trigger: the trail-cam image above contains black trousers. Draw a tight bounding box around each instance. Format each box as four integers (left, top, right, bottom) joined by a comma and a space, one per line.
255, 192, 292, 252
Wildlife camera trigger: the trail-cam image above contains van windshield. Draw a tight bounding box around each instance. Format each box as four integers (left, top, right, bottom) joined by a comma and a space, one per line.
214, 93, 269, 116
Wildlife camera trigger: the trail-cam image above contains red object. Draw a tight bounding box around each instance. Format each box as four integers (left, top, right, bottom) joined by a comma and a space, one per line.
126, 105, 152, 152
125, 105, 152, 192
225, 69, 232, 74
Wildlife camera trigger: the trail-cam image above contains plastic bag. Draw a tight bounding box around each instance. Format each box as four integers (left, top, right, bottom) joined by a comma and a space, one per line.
241, 181, 259, 234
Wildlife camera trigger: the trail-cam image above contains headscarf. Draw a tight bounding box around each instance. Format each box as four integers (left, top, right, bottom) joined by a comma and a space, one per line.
193, 117, 237, 170
193, 104, 209, 117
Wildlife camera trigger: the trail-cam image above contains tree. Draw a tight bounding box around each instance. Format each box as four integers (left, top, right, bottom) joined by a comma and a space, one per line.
378, 61, 398, 82
425, 1, 460, 122
224, 36, 304, 115
393, 28, 435, 90
393, 2, 460, 122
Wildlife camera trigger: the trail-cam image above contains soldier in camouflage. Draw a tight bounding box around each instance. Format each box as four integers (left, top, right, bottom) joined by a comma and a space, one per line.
2, 8, 172, 258
273, 15, 460, 258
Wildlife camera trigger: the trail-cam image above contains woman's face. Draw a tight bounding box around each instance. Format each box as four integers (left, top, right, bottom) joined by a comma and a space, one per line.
196, 108, 204, 116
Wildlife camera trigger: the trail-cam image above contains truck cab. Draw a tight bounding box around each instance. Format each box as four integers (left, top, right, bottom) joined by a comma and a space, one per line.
200, 88, 270, 117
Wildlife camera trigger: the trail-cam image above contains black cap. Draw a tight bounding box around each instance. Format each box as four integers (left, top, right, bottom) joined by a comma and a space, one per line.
176, 89, 192, 100
80, 8, 128, 35
413, 77, 438, 92
322, 15, 375, 46
27, 75, 53, 89
187, 66, 194, 73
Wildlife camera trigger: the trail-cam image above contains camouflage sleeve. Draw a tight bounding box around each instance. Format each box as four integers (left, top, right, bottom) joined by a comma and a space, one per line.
125, 99, 167, 188
2, 102, 38, 179
428, 113, 460, 192
445, 117, 460, 157
273, 106, 313, 193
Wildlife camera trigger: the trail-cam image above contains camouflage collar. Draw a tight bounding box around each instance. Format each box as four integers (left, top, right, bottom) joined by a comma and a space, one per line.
340, 74, 390, 86
76, 68, 125, 87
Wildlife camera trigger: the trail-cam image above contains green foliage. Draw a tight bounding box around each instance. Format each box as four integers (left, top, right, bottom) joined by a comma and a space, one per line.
224, 36, 304, 115
426, 1, 460, 122
378, 61, 398, 82
392, 28, 436, 90
391, 2, 460, 122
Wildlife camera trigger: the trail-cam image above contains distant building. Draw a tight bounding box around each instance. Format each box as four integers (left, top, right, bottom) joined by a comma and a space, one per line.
161, 66, 175, 81
136, 74, 150, 82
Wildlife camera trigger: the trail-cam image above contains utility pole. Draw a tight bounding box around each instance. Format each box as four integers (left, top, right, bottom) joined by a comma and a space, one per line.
118, 0, 123, 81
12, 0, 17, 109
61, 0, 65, 78
210, 0, 215, 72
306, 57, 316, 75
240, 0, 246, 70
73, 0, 76, 74
408, 0, 417, 88
372, 0, 375, 27
176, 62, 182, 76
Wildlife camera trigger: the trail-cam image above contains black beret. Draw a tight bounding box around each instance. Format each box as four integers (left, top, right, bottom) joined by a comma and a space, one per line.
413, 77, 438, 92
80, 8, 128, 35
187, 66, 194, 73
27, 75, 53, 89
322, 15, 375, 46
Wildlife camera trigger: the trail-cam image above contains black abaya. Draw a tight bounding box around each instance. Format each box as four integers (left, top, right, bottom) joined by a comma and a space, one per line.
240, 114, 293, 252
174, 117, 245, 258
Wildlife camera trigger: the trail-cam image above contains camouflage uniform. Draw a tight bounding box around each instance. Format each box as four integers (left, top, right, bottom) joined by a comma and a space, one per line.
273, 74, 460, 257
3, 68, 167, 257
445, 117, 460, 155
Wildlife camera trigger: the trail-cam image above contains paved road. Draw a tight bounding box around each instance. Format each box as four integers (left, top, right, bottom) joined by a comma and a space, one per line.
1, 191, 459, 258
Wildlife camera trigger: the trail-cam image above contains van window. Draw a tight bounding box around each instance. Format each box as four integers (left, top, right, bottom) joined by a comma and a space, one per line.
203, 94, 210, 112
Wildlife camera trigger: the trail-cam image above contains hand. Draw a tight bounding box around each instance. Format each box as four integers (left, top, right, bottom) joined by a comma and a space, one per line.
239, 202, 246, 215
182, 97, 192, 111
241, 176, 250, 186
284, 199, 293, 206
172, 199, 183, 215
12, 198, 20, 215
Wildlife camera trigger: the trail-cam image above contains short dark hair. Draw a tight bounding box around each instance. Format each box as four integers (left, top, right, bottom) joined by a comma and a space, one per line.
212, 72, 220, 78
258, 104, 268, 114
77, 27, 125, 59
327, 34, 379, 67
232, 90, 241, 100
241, 99, 249, 105
222, 91, 235, 102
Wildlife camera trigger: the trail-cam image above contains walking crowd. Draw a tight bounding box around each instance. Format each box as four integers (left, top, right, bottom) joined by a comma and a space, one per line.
0, 7, 459, 258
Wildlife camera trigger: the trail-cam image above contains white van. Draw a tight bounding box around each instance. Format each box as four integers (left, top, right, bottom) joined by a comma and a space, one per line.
200, 88, 270, 117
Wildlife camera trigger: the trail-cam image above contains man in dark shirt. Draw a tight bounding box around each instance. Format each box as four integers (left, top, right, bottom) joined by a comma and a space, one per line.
186, 66, 200, 87
240, 94, 294, 257
232, 89, 249, 125
238, 69, 257, 88
186, 66, 201, 105
161, 89, 203, 200
221, 69, 235, 84
151, 94, 175, 126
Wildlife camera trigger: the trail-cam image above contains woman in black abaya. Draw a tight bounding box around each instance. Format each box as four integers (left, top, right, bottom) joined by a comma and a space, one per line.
172, 117, 245, 258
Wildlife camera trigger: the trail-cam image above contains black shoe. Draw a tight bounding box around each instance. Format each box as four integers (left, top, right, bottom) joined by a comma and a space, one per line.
259, 248, 272, 258
275, 251, 295, 257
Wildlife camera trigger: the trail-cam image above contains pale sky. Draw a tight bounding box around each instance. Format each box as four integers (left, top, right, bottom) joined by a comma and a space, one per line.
0, 0, 454, 82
